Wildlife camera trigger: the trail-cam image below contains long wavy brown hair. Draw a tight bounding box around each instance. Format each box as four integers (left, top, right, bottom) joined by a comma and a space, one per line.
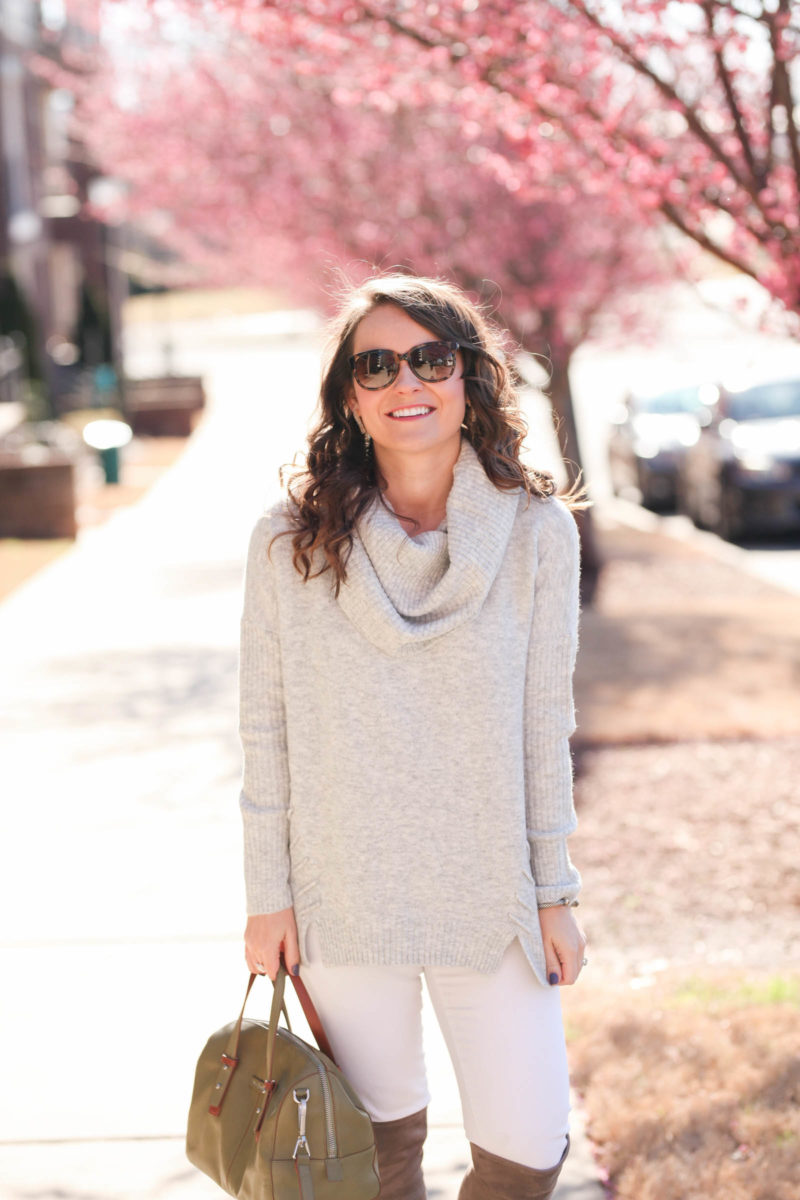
270, 273, 584, 594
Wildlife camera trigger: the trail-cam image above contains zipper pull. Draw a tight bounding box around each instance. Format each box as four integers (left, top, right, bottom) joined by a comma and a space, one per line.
292, 1087, 311, 1158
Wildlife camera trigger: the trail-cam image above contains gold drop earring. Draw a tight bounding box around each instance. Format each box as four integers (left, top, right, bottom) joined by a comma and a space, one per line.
351, 408, 372, 453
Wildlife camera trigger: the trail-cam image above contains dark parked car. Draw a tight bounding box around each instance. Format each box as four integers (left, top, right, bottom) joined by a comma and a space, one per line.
679, 377, 800, 539
608, 384, 710, 508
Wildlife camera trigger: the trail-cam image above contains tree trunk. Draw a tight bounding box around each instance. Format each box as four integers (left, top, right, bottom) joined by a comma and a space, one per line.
544, 349, 601, 606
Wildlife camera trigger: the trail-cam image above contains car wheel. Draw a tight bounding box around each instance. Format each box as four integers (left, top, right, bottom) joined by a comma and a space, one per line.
715, 481, 745, 541
608, 463, 621, 497
674, 475, 692, 521
636, 464, 657, 510
684, 476, 711, 529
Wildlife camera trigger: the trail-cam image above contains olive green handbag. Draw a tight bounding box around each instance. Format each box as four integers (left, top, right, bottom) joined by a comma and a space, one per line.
186, 963, 380, 1199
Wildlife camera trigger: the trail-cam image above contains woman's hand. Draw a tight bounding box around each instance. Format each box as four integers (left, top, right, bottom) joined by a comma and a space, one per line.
539, 905, 587, 986
244, 908, 301, 980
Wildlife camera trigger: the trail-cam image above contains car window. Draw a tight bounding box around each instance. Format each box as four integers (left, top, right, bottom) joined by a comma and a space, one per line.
727, 380, 800, 421
636, 387, 702, 415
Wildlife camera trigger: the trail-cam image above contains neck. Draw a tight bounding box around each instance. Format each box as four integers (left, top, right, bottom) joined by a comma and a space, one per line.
375, 435, 463, 534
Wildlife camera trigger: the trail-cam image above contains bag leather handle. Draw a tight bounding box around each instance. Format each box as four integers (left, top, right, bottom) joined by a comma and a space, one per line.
280, 953, 337, 1065
224, 959, 337, 1074
210, 974, 285, 1117
264, 965, 287, 1082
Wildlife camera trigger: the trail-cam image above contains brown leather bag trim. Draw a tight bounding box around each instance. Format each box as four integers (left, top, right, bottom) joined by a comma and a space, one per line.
253, 1080, 276, 1138
208, 1053, 239, 1116
280, 953, 337, 1065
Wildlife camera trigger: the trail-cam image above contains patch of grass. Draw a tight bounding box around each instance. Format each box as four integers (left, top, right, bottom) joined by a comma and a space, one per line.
669, 973, 800, 1010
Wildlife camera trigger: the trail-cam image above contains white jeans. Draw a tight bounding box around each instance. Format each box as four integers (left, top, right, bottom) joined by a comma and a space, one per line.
299, 926, 571, 1170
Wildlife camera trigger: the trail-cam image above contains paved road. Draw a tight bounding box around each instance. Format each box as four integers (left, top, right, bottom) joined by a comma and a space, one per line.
0, 316, 603, 1199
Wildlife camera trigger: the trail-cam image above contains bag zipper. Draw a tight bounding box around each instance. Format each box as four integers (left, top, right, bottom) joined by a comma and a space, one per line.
293, 1087, 311, 1158
279, 1027, 337, 1159
246, 1019, 337, 1159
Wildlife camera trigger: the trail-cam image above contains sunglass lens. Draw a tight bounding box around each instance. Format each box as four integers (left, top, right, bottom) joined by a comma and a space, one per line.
354, 349, 398, 389
411, 342, 457, 381
352, 341, 457, 388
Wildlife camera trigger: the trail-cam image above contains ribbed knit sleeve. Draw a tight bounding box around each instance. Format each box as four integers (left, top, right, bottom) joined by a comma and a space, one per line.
524, 497, 582, 904
238, 514, 293, 915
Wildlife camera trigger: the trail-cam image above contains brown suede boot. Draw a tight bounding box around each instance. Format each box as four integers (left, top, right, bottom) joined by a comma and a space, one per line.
458, 1134, 570, 1200
371, 1106, 428, 1199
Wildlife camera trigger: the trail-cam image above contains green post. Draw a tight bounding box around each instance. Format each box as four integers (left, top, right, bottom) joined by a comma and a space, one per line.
99, 446, 120, 484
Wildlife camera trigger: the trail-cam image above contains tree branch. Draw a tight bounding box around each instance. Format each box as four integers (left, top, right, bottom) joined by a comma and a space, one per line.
701, 0, 764, 189
566, 0, 765, 210
358, 0, 780, 280
769, 1, 800, 199
765, 27, 781, 179
659, 199, 760, 280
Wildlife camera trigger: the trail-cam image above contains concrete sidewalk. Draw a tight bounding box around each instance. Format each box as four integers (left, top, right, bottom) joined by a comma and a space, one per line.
0, 319, 604, 1200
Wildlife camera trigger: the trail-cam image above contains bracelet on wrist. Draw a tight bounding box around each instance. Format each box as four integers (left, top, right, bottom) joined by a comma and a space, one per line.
537, 897, 579, 910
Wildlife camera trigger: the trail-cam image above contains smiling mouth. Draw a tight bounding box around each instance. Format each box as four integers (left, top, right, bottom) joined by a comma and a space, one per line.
388, 406, 434, 419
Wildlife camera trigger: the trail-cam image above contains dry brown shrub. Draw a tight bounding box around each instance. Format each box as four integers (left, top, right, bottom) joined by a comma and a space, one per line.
564, 974, 800, 1199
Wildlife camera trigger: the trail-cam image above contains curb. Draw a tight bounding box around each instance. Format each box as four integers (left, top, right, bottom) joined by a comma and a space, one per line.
559, 1096, 608, 1199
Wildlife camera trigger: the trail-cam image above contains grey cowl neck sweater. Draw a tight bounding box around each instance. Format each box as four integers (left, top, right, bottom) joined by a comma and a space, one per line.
238, 431, 581, 980
338, 436, 519, 655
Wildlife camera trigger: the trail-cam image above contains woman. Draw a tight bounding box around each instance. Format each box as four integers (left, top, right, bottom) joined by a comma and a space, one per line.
239, 274, 588, 1200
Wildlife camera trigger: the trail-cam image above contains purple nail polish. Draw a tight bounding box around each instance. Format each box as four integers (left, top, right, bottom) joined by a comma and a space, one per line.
549, 972, 559, 985
292, 963, 300, 976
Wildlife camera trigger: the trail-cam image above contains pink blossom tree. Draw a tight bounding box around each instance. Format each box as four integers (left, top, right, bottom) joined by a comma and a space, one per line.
147, 0, 798, 316
61, 9, 670, 455
58, 11, 678, 593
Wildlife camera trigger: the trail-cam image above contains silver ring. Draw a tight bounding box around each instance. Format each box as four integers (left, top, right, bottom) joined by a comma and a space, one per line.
255, 962, 265, 970
582, 957, 588, 966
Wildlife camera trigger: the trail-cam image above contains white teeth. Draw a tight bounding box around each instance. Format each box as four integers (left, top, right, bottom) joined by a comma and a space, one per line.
389, 406, 433, 418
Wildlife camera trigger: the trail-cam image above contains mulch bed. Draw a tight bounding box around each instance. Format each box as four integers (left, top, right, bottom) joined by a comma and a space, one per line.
570, 518, 800, 975
571, 737, 800, 978
574, 522, 800, 743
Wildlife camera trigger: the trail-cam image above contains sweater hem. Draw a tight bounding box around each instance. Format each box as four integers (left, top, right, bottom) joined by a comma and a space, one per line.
297, 914, 549, 984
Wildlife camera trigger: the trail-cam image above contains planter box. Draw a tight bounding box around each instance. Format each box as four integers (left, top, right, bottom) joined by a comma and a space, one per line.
123, 376, 206, 437
0, 450, 77, 539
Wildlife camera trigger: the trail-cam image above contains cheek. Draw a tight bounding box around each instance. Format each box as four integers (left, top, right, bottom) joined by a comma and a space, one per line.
350, 382, 372, 410
442, 378, 467, 408
353, 388, 382, 419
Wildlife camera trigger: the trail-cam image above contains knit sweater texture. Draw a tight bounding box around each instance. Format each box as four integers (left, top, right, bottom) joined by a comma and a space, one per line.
238, 435, 581, 986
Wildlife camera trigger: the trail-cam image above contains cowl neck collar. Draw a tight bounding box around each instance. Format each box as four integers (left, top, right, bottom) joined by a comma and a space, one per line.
337, 436, 521, 655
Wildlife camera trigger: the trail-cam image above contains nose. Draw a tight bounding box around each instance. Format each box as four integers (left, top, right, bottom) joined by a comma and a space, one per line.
393, 359, 423, 392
